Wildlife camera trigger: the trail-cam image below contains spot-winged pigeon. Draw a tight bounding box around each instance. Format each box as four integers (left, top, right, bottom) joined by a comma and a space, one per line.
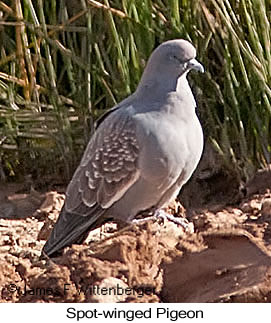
42, 39, 204, 257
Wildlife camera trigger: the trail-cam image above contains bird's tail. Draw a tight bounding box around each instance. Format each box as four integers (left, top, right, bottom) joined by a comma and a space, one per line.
42, 205, 106, 258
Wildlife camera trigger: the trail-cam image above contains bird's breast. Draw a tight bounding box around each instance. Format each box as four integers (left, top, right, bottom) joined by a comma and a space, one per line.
134, 107, 203, 184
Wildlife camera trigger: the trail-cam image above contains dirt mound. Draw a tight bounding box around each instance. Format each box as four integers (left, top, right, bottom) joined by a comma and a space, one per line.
1, 177, 271, 303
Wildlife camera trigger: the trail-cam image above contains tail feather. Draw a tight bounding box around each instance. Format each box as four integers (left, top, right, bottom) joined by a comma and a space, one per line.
42, 204, 105, 257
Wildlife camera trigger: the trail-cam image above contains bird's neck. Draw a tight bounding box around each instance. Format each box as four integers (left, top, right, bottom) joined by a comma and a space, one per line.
135, 72, 196, 114
136, 71, 190, 98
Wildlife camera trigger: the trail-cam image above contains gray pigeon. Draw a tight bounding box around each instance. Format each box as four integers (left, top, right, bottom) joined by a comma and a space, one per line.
42, 39, 204, 257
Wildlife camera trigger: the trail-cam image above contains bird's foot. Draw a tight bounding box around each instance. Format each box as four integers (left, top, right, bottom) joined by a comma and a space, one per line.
132, 209, 193, 232
154, 210, 193, 232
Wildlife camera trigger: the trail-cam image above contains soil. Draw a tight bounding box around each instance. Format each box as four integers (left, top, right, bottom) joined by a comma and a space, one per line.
1, 167, 271, 303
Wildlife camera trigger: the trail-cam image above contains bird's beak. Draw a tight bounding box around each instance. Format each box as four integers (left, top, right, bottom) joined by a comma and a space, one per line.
188, 58, 204, 73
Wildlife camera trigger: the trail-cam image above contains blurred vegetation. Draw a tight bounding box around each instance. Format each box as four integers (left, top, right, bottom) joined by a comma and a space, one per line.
0, 0, 270, 186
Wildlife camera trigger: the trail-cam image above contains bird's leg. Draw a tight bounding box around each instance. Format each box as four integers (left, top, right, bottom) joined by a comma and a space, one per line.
131, 209, 193, 232
131, 215, 158, 224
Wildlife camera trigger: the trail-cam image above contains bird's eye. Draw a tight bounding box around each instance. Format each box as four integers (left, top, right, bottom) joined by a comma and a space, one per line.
170, 54, 185, 65
172, 55, 180, 62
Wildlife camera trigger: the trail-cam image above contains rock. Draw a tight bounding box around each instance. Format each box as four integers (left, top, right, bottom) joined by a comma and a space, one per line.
89, 277, 130, 303
161, 230, 271, 302
261, 198, 271, 217
0, 197, 16, 219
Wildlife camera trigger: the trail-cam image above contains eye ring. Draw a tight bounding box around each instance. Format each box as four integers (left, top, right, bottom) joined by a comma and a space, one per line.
170, 54, 187, 65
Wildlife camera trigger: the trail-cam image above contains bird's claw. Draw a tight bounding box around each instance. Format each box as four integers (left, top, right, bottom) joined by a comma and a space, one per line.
131, 209, 194, 233
154, 210, 193, 232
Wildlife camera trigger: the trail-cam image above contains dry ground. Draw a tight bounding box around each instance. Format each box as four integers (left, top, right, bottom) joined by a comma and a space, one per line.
1, 167, 271, 303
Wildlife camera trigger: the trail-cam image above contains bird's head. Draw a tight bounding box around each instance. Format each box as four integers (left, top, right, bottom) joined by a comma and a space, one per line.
138, 39, 204, 92
149, 39, 204, 75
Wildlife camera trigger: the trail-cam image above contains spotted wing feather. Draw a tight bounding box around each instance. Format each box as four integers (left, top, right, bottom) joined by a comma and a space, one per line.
65, 112, 140, 214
